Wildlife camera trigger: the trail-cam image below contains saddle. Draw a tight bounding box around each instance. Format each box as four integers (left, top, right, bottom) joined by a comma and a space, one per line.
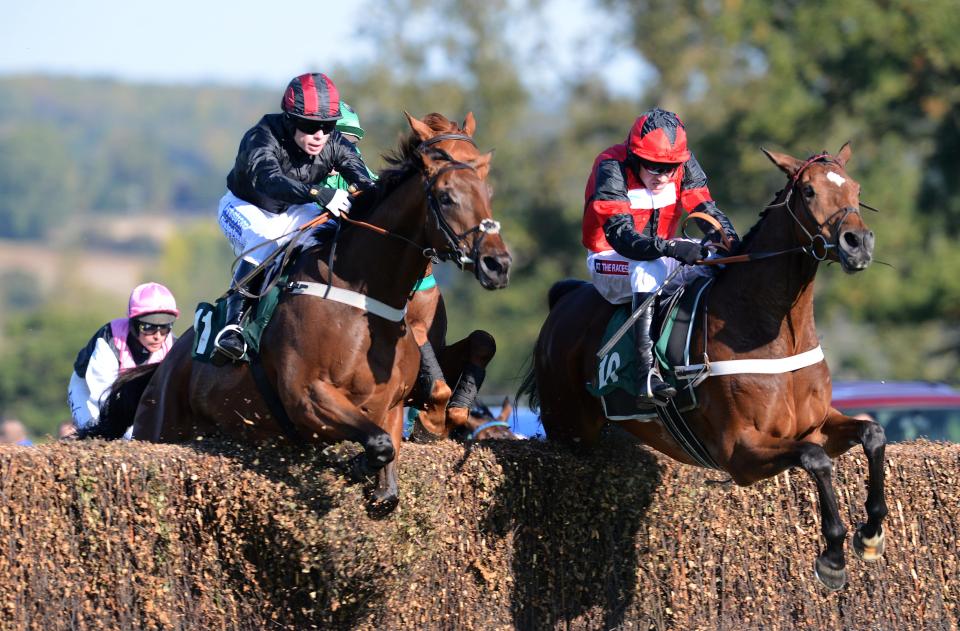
587, 274, 714, 421
191, 271, 289, 364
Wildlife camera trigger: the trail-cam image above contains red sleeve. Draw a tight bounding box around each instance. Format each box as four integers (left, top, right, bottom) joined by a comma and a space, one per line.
678, 153, 714, 212
582, 146, 631, 251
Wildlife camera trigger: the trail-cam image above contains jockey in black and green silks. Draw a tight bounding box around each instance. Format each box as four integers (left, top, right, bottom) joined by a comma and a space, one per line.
322, 101, 377, 190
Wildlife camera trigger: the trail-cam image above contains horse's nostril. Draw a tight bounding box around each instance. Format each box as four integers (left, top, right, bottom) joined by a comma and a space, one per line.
482, 255, 511, 275
482, 256, 502, 274
842, 231, 861, 250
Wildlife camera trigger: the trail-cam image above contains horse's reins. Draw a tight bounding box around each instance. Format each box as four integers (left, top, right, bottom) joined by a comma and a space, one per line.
327, 133, 500, 272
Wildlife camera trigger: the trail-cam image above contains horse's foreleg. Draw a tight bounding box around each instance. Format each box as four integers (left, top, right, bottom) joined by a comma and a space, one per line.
727, 435, 848, 591
440, 330, 496, 429
822, 409, 888, 562
367, 406, 403, 516
286, 381, 396, 473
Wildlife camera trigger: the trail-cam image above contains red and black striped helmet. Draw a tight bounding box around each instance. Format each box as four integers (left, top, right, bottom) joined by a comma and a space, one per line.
281, 73, 342, 121
628, 107, 691, 164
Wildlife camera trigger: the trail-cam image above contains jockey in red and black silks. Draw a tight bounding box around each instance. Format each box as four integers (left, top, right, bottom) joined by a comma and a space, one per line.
581, 107, 740, 403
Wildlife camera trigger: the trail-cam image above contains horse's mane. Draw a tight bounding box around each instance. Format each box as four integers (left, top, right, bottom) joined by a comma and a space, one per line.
734, 190, 783, 254
347, 113, 464, 217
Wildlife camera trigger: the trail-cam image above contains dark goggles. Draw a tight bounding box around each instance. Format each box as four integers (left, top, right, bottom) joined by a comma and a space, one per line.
290, 116, 337, 135
136, 322, 173, 335
639, 159, 682, 176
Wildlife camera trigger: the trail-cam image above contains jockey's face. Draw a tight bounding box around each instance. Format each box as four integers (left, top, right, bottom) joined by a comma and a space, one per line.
294, 127, 331, 156
135, 322, 172, 354
638, 161, 678, 194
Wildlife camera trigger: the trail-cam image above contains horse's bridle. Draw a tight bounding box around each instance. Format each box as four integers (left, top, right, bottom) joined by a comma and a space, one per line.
417, 134, 501, 275
775, 153, 861, 261
335, 133, 500, 278
701, 152, 875, 267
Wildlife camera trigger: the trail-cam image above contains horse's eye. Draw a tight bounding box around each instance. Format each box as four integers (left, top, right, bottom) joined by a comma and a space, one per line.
803, 185, 815, 198
438, 191, 454, 206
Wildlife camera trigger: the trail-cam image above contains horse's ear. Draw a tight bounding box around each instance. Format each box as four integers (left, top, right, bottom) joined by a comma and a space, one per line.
404, 111, 435, 142
761, 147, 804, 177
835, 141, 852, 167
462, 112, 476, 137
472, 151, 494, 180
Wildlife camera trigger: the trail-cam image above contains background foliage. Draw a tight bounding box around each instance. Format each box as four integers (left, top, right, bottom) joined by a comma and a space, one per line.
1, 0, 958, 438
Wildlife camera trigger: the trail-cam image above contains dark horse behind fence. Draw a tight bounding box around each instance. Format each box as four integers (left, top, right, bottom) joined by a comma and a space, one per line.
94, 112, 511, 514
519, 143, 884, 591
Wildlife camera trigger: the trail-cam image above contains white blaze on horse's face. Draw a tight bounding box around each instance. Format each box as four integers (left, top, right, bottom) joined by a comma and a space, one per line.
826, 171, 846, 187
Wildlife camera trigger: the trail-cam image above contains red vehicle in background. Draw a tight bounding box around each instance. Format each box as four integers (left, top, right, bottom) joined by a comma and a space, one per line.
831, 381, 960, 443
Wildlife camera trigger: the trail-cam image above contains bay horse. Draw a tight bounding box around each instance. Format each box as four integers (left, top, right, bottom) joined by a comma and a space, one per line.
98, 112, 511, 514
518, 144, 884, 590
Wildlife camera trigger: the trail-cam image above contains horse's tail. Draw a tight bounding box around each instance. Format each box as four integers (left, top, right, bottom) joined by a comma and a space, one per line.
516, 356, 540, 414
548, 278, 587, 310
78, 363, 160, 440
517, 279, 585, 414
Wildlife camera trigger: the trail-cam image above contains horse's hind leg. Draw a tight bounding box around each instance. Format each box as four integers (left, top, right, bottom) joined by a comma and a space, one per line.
409, 340, 451, 438
822, 409, 888, 562
440, 330, 496, 429
727, 435, 849, 591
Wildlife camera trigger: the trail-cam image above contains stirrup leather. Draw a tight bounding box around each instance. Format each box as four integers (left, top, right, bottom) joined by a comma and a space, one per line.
213, 324, 247, 361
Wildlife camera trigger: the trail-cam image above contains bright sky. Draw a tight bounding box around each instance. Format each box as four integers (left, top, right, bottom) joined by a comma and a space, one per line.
1, 0, 647, 95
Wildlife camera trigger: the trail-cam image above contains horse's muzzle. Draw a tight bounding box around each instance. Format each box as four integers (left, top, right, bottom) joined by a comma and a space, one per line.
476, 252, 512, 289
838, 227, 875, 272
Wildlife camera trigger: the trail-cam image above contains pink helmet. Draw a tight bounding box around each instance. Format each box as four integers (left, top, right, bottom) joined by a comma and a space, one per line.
128, 282, 179, 325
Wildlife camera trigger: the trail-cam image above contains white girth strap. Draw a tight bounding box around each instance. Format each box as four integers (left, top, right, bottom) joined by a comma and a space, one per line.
287, 281, 407, 322
674, 345, 825, 380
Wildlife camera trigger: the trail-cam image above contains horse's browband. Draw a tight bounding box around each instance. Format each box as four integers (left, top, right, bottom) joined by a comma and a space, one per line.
420, 133, 477, 148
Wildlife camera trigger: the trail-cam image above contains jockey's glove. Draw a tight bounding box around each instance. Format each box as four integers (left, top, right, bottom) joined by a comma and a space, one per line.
324, 188, 353, 217
664, 239, 709, 265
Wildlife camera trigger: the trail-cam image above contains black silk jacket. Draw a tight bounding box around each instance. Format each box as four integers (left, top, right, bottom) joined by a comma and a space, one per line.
226, 114, 374, 214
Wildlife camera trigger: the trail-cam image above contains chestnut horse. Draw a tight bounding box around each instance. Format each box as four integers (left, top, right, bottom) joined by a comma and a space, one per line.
405, 261, 515, 442
100, 112, 511, 514
518, 144, 884, 590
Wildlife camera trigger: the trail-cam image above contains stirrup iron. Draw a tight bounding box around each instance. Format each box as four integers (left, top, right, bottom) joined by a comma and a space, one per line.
213, 324, 247, 361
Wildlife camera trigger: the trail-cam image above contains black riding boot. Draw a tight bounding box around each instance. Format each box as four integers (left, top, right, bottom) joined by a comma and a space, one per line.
633, 292, 677, 403
213, 260, 261, 362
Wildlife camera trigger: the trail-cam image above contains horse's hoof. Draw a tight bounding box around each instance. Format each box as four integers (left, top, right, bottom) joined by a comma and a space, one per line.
367, 493, 399, 518
814, 557, 847, 591
348, 454, 377, 482
408, 421, 444, 444
853, 525, 885, 562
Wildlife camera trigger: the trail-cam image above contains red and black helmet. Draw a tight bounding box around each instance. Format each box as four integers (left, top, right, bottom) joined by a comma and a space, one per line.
281, 73, 341, 121
627, 108, 691, 164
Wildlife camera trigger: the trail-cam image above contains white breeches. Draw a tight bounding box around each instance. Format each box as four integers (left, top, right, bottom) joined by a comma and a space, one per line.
217, 191, 323, 265
586, 244, 711, 304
